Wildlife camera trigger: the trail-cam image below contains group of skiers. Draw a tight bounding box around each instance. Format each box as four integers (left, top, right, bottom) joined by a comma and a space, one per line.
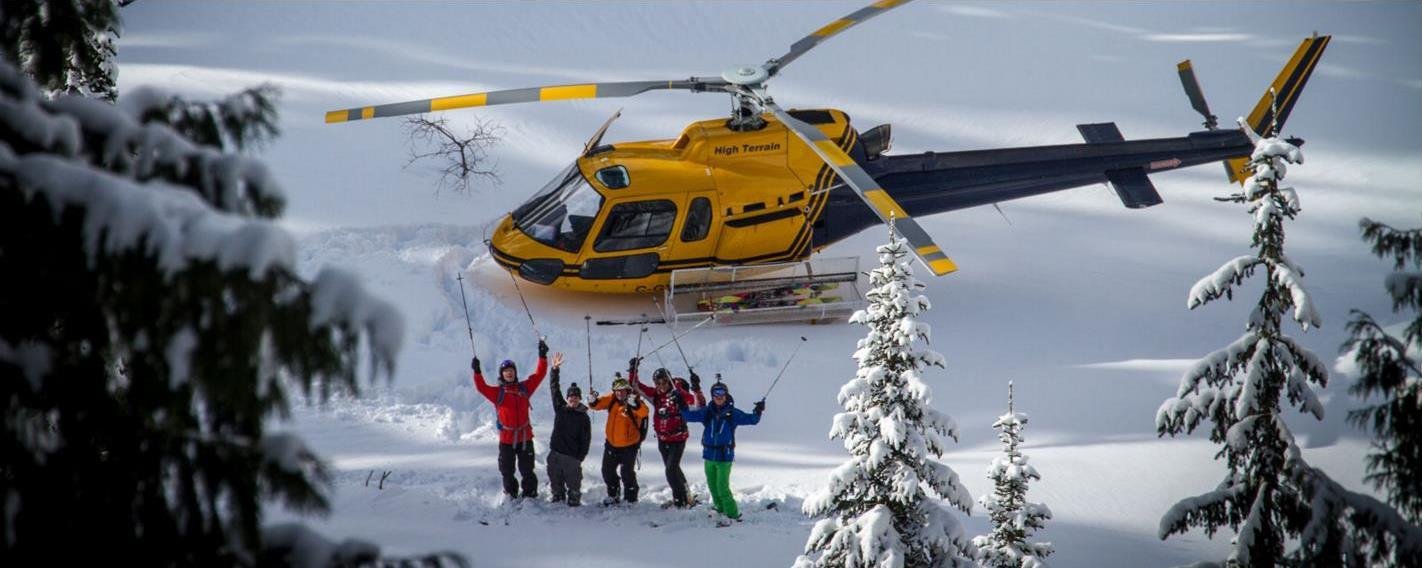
471, 339, 764, 524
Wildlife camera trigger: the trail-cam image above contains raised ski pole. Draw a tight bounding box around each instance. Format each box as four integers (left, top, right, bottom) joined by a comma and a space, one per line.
585, 314, 594, 389
652, 297, 694, 375
502, 262, 543, 340
640, 314, 715, 360
634, 316, 647, 364
455, 273, 477, 355
760, 336, 807, 402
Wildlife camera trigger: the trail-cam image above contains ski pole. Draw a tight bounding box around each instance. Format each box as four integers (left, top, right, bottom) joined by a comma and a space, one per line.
585, 314, 594, 389
761, 336, 807, 401
635, 316, 647, 363
455, 273, 477, 355
652, 297, 694, 375
640, 314, 715, 361
502, 261, 543, 340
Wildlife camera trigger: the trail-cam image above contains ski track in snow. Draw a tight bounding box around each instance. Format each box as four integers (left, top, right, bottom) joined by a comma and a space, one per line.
266, 224, 1379, 567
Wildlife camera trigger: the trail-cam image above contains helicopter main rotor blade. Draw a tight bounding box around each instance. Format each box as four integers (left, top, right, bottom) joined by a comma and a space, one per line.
766, 102, 958, 276
325, 78, 727, 123
766, 0, 914, 76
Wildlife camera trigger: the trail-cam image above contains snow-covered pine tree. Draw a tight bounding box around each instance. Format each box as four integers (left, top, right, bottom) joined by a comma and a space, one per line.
795, 221, 974, 568
1154, 115, 1325, 566
973, 382, 1053, 568
1156, 117, 1420, 567
0, 56, 461, 565
1, 0, 121, 101
1344, 218, 1422, 524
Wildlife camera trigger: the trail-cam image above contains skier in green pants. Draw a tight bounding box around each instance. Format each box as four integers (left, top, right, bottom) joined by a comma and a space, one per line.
677, 379, 763, 524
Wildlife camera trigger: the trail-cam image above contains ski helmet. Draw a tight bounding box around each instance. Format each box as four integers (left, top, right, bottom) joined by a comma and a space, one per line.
652, 368, 671, 382
566, 382, 582, 398
710, 382, 729, 398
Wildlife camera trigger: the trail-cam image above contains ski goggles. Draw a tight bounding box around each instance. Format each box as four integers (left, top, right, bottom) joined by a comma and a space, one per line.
710, 387, 728, 397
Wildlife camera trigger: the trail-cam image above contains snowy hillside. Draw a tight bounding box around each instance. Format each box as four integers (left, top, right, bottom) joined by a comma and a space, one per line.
266, 223, 1377, 567
107, 1, 1421, 566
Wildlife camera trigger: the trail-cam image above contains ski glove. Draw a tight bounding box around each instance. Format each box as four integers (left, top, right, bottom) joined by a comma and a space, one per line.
628, 357, 640, 372
471, 357, 481, 374
589, 388, 600, 400
689, 372, 701, 391
538, 339, 549, 358
753, 400, 765, 415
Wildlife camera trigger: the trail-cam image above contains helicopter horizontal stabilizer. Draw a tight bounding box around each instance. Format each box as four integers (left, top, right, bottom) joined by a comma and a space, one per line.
1077, 122, 1163, 208
1103, 168, 1163, 209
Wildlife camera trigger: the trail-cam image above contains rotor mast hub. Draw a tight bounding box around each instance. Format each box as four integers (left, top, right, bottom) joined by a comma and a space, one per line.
722, 64, 770, 86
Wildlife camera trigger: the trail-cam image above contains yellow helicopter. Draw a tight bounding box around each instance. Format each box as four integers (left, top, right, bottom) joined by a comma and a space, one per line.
326, 0, 1329, 294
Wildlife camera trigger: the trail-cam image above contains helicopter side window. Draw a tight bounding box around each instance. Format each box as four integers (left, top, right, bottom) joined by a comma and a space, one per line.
595, 165, 630, 189
680, 197, 712, 242
512, 166, 604, 253
594, 200, 677, 252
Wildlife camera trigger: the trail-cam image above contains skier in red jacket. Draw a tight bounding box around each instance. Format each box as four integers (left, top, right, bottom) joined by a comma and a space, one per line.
472, 339, 549, 500
631, 359, 705, 508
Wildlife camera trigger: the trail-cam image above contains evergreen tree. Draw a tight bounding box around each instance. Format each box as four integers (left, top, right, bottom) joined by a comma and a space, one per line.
1154, 116, 1324, 566
795, 222, 974, 568
1156, 118, 1420, 566
1, 0, 121, 101
973, 382, 1053, 568
0, 54, 461, 566
1343, 218, 1422, 523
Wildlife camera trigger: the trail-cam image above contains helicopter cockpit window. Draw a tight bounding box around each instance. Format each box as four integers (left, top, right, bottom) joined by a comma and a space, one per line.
680, 197, 712, 242
512, 165, 604, 253
595, 165, 630, 189
594, 200, 677, 252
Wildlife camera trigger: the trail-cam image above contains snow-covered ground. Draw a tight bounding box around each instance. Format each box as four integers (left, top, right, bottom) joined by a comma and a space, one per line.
264, 223, 1378, 567
115, 2, 1419, 566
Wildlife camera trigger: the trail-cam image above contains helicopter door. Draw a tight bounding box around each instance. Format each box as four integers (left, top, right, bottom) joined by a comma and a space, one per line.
580, 199, 679, 280
667, 192, 718, 270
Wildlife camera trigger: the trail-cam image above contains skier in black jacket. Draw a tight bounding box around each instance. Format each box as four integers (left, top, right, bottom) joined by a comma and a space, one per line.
546, 353, 591, 506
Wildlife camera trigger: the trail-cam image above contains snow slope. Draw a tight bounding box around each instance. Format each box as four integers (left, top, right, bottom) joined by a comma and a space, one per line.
110, 2, 1420, 565
269, 222, 1379, 567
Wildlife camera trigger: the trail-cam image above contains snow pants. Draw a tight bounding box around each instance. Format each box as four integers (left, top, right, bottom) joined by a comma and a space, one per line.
601, 443, 639, 502
498, 441, 538, 498
705, 459, 738, 519
657, 440, 690, 506
546, 450, 583, 505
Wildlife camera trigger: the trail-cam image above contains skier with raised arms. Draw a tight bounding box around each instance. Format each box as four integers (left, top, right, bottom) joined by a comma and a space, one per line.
545, 352, 591, 506
472, 339, 549, 500
632, 364, 704, 508
678, 377, 763, 525
588, 360, 651, 505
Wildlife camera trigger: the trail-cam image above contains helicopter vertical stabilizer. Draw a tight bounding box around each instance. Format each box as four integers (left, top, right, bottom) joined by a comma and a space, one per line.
1223, 34, 1331, 183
